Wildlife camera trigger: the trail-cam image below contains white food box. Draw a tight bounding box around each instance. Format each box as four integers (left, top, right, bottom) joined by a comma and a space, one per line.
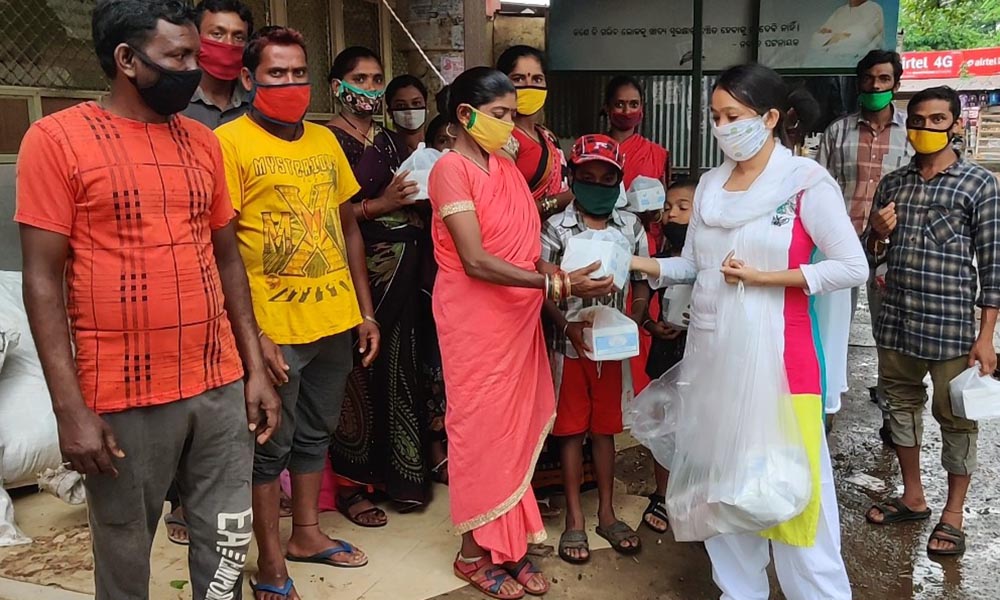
625, 176, 666, 212
579, 305, 640, 361
560, 229, 632, 291
663, 284, 693, 330
949, 366, 1000, 420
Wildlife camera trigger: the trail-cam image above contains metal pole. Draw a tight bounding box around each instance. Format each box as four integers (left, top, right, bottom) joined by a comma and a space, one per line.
689, 0, 703, 176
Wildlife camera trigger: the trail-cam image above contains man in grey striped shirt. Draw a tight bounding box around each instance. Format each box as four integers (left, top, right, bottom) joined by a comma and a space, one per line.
818, 49, 913, 439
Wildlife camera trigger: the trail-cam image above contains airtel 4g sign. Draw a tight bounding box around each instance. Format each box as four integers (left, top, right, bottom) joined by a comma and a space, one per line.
902, 47, 1000, 80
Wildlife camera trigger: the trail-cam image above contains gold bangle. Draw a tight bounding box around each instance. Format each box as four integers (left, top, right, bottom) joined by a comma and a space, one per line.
562, 272, 572, 299
363, 315, 380, 328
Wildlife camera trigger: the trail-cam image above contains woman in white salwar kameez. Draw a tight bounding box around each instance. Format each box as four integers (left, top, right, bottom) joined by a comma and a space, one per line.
632, 64, 866, 599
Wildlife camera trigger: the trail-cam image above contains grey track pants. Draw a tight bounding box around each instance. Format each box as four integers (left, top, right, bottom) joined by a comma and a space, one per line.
84, 380, 253, 600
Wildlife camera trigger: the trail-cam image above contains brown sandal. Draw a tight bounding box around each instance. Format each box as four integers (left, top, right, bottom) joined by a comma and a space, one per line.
453, 554, 525, 600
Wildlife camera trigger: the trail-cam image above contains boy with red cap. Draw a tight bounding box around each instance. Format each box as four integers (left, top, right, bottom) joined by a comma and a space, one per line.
539, 134, 650, 564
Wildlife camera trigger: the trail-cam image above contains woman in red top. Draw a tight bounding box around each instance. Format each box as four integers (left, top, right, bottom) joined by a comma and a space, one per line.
497, 45, 573, 217
604, 75, 671, 188
603, 76, 671, 397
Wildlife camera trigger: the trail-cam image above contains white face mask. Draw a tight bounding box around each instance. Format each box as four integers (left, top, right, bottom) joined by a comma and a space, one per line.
712, 115, 771, 162
392, 108, 427, 131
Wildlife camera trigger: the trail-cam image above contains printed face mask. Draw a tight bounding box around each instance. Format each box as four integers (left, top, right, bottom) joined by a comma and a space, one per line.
516, 87, 548, 116
859, 90, 894, 112
573, 180, 621, 217
610, 109, 643, 131
129, 47, 202, 116
907, 126, 952, 155
712, 115, 770, 161
197, 37, 244, 81
392, 108, 427, 131
251, 81, 312, 125
337, 80, 384, 116
463, 106, 514, 154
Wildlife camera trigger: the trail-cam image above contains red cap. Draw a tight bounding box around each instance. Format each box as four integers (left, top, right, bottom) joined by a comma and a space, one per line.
570, 134, 624, 171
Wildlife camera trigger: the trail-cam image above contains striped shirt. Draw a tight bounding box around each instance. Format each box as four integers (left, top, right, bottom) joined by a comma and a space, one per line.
15, 102, 244, 414
817, 108, 914, 234
868, 156, 1000, 361
540, 203, 649, 357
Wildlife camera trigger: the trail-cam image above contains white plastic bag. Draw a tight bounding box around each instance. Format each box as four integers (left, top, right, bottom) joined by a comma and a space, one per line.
399, 143, 443, 200
0, 329, 19, 374
0, 483, 31, 547
949, 365, 1000, 420
0, 271, 62, 489
660, 282, 811, 541
560, 228, 632, 291
576, 305, 640, 361
630, 362, 683, 465
626, 176, 666, 212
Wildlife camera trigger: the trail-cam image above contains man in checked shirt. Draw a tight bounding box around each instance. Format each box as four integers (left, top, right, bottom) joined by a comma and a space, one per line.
863, 86, 1000, 557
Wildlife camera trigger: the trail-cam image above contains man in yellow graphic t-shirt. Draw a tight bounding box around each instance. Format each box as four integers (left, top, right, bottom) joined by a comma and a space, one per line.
216, 26, 379, 597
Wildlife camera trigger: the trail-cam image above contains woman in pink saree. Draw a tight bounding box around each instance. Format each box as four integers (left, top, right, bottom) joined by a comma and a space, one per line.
428, 67, 614, 600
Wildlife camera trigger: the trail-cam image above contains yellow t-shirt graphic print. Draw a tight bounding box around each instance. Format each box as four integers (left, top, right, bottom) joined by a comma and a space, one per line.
217, 116, 363, 345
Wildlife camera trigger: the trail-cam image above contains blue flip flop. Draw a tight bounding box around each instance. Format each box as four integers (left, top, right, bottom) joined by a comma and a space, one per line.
250, 576, 294, 599
285, 539, 368, 568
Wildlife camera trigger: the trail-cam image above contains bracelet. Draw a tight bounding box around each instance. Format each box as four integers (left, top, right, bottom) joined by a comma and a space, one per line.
363, 315, 380, 328
561, 272, 572, 299
562, 321, 570, 336
257, 329, 265, 339
552, 272, 563, 305
361, 199, 372, 221
543, 273, 551, 301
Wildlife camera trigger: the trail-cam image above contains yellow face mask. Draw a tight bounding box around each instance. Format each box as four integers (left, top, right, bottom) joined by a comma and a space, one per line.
516, 87, 547, 116
463, 106, 515, 154
907, 127, 952, 155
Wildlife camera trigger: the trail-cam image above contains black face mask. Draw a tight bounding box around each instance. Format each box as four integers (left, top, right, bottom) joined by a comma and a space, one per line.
128, 47, 202, 116
663, 222, 688, 253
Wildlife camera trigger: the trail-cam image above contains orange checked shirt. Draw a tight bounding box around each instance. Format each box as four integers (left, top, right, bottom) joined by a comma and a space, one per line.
15, 102, 244, 414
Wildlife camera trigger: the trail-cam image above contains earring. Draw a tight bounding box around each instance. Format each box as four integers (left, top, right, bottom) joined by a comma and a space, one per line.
445, 123, 457, 138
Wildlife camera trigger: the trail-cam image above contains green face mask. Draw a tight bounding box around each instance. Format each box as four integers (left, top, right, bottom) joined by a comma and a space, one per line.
572, 181, 620, 217
859, 90, 894, 112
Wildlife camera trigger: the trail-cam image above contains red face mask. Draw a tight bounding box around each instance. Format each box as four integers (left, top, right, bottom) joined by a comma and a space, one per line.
198, 38, 244, 81
610, 109, 643, 131
251, 82, 312, 125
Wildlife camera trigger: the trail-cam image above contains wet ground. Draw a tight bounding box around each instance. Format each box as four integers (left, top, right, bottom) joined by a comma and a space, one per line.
438, 298, 1000, 600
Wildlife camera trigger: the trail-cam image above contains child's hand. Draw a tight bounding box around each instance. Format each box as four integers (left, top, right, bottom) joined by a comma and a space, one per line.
646, 321, 684, 341
566, 321, 592, 356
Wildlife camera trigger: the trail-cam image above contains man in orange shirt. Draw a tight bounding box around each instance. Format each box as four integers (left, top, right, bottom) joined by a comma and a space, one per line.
15, 1, 279, 598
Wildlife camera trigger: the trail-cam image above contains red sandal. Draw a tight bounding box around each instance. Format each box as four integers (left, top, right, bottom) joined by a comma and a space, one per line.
504, 557, 549, 596
453, 554, 526, 600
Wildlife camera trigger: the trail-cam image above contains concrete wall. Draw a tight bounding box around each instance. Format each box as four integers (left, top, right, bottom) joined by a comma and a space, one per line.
493, 14, 545, 60
0, 164, 20, 272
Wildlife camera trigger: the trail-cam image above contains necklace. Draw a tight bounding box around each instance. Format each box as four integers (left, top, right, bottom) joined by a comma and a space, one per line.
341, 114, 380, 151
452, 148, 490, 174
